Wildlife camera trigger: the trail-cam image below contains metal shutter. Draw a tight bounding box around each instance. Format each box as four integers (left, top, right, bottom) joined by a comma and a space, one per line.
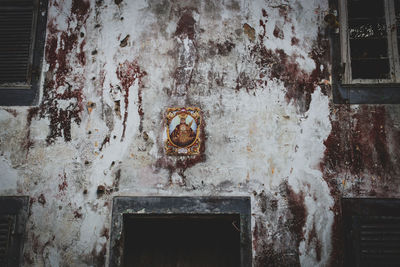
0, 0, 35, 85
353, 216, 400, 266
0, 215, 14, 266
343, 198, 400, 267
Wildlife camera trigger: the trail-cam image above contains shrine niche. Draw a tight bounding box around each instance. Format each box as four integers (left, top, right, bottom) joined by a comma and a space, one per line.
165, 107, 202, 155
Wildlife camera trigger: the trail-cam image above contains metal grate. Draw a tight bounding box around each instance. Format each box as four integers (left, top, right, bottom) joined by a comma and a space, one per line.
0, 215, 14, 265
0, 1, 35, 85
355, 216, 400, 266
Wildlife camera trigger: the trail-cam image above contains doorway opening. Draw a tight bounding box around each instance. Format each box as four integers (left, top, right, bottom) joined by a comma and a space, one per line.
109, 197, 252, 267
123, 214, 240, 267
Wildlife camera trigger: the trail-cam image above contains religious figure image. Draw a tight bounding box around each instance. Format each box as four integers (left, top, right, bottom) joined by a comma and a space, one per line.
170, 114, 196, 147
165, 107, 202, 155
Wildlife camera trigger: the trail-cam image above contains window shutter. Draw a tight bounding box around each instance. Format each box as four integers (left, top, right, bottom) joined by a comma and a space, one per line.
0, 215, 15, 265
343, 198, 400, 267
0, 197, 29, 267
353, 216, 400, 266
0, 0, 35, 85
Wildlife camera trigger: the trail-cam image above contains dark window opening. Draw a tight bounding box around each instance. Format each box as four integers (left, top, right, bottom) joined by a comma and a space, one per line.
329, 0, 400, 103
342, 198, 400, 267
0, 196, 29, 267
109, 197, 252, 267
123, 214, 241, 267
0, 0, 48, 106
348, 0, 389, 80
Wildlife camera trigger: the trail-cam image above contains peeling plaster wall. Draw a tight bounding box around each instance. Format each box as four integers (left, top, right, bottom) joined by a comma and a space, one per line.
0, 0, 399, 266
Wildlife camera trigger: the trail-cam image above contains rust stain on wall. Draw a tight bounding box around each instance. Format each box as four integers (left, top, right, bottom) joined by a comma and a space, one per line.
285, 184, 307, 252
24, 0, 90, 145
249, 31, 330, 112
236, 9, 331, 112
116, 60, 147, 139
322, 106, 400, 196
175, 9, 197, 40
252, 186, 305, 266
173, 9, 198, 96
273, 24, 284, 39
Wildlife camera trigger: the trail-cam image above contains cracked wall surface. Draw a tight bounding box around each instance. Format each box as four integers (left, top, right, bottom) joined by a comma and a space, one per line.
0, 0, 399, 266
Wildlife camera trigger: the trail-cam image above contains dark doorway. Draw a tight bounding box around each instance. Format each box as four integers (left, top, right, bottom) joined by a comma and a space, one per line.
109, 197, 252, 267
123, 214, 240, 267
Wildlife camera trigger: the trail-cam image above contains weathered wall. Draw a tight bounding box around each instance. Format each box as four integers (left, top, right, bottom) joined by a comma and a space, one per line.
0, 0, 399, 266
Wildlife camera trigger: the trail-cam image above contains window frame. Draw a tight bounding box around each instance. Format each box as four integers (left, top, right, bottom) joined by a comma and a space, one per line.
330, 0, 400, 103
0, 0, 48, 106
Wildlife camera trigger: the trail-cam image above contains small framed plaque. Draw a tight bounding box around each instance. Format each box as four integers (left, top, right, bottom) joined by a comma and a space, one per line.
165, 107, 202, 155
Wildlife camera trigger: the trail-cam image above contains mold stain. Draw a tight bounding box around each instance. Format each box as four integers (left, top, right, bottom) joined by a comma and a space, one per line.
74, 210, 83, 219
291, 37, 300, 46
235, 72, 255, 92
58, 172, 68, 194
175, 9, 196, 40
252, 216, 300, 266
285, 184, 307, 252
307, 222, 322, 262
116, 60, 147, 139
38, 194, 46, 206
3, 108, 18, 117
91, 242, 107, 267
273, 24, 284, 39
173, 9, 198, 96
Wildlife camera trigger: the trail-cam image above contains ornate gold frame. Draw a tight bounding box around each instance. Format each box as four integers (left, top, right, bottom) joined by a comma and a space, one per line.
165, 107, 202, 155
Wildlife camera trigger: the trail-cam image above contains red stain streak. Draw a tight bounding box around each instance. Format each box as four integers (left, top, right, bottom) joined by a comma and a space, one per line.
78, 39, 86, 65
259, 19, 267, 40
58, 172, 68, 193
116, 60, 147, 140
262, 8, 268, 17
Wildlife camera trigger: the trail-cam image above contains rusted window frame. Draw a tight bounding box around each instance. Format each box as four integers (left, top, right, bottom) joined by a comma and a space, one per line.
330, 0, 400, 103
109, 196, 252, 267
0, 0, 48, 106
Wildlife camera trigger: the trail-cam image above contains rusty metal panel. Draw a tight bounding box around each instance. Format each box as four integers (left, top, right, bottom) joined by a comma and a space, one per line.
342, 198, 400, 267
